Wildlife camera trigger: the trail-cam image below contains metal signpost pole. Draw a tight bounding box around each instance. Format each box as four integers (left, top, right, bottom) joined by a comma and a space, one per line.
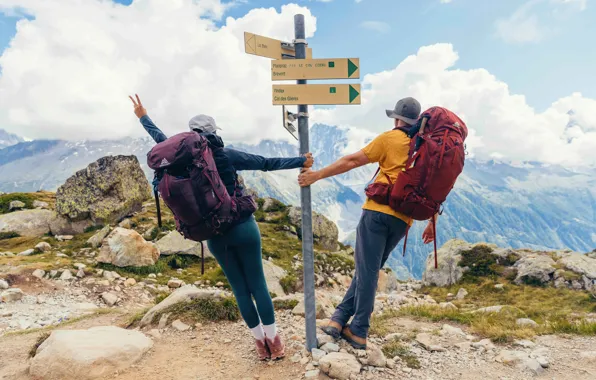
294, 13, 317, 352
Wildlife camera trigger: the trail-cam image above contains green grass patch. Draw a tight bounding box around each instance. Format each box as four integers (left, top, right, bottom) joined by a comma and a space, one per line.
280, 274, 299, 294
155, 297, 240, 324
0, 193, 36, 214
273, 298, 299, 310
84, 225, 105, 233
0, 231, 20, 240
382, 340, 420, 369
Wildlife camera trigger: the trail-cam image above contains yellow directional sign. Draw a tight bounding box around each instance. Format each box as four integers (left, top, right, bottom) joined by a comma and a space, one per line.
244, 32, 312, 60
272, 84, 361, 105
271, 58, 359, 80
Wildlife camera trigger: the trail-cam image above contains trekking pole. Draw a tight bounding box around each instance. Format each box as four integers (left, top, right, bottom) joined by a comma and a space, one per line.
294, 13, 318, 352
154, 189, 162, 229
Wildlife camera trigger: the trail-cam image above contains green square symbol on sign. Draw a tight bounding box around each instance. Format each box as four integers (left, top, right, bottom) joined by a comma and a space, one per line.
329, 87, 337, 94
328, 61, 335, 68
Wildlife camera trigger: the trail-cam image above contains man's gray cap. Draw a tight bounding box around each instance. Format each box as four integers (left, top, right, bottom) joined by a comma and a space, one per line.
386, 97, 422, 125
189, 114, 222, 134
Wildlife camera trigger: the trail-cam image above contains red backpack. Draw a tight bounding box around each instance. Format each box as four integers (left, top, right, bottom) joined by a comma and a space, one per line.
365, 106, 468, 268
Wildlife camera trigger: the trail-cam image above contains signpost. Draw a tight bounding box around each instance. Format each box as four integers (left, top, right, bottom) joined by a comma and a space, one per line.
271, 58, 360, 80
244, 15, 360, 352
272, 84, 361, 105
244, 32, 312, 60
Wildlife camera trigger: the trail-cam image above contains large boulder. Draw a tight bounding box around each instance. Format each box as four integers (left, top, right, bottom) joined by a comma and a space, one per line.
319, 352, 362, 380
292, 292, 335, 319
0, 210, 55, 237
97, 228, 160, 267
87, 225, 112, 248
422, 239, 472, 287
262, 259, 288, 296
514, 254, 556, 285
155, 230, 213, 258
558, 252, 596, 280
29, 326, 153, 380
55, 155, 151, 225
288, 206, 339, 251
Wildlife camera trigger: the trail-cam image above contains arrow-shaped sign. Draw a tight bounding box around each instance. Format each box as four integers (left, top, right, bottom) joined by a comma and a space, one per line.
272, 84, 361, 105
271, 58, 360, 81
244, 32, 312, 60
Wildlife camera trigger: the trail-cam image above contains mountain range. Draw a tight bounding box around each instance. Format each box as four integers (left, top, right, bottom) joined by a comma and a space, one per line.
0, 125, 594, 279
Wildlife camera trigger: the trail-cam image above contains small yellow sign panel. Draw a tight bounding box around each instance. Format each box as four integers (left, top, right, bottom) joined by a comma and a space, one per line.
272, 84, 361, 105
244, 32, 312, 60
271, 58, 359, 80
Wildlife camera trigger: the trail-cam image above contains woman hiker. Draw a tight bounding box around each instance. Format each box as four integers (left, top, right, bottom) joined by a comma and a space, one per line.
129, 94, 314, 361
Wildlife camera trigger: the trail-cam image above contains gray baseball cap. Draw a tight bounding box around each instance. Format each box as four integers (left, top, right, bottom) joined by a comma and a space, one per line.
386, 97, 421, 125
189, 114, 222, 134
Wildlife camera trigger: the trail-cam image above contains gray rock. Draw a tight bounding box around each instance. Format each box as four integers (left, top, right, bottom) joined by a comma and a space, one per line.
321, 342, 340, 353
473, 305, 504, 313
18, 249, 35, 256
312, 348, 327, 362
29, 326, 153, 380
386, 358, 396, 369
60, 270, 73, 281
9, 200, 26, 211
439, 302, 458, 310
514, 340, 536, 348
558, 252, 596, 280
496, 350, 528, 365
535, 356, 549, 368
32, 269, 46, 279
155, 230, 213, 258
288, 206, 339, 251
524, 358, 545, 375
494, 284, 505, 290
319, 352, 361, 380
1, 288, 24, 302
262, 259, 288, 296
158, 313, 171, 330
101, 292, 118, 306
87, 225, 111, 248
292, 292, 335, 319
442, 324, 466, 337
456, 288, 468, 300
514, 254, 556, 285
0, 279, 8, 290
35, 242, 52, 253
366, 343, 387, 368
472, 339, 495, 351
317, 334, 336, 347
55, 155, 151, 225
168, 279, 184, 288
77, 268, 86, 278
0, 210, 55, 237
416, 333, 445, 352
33, 200, 49, 209
97, 228, 160, 268
171, 319, 190, 332
422, 239, 471, 287
140, 285, 226, 326
516, 318, 539, 328
304, 370, 320, 379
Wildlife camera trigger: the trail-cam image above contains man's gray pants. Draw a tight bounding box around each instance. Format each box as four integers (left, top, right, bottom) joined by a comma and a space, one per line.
331, 209, 408, 338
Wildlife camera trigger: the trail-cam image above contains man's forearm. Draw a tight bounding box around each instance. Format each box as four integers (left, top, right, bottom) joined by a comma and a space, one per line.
315, 157, 359, 181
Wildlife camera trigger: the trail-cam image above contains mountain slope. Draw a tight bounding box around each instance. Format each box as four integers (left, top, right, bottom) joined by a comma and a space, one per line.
0, 125, 594, 279
0, 129, 24, 149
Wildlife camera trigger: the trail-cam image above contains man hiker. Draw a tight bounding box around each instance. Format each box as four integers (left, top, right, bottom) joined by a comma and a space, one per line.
298, 97, 436, 349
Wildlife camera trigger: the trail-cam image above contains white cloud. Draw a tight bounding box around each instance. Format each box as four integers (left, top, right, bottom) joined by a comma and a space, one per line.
359, 21, 390, 34
495, 0, 587, 44
440, 0, 453, 3
0, 0, 316, 143
311, 43, 596, 167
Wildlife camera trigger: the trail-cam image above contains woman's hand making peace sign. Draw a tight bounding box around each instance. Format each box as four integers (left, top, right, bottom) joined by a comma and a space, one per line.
128, 94, 148, 119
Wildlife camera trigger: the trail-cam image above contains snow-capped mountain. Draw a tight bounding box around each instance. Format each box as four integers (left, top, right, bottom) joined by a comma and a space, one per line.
0, 125, 594, 280
0, 129, 24, 149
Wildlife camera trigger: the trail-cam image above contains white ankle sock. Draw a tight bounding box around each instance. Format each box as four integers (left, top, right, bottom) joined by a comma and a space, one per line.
250, 324, 265, 340
263, 323, 277, 339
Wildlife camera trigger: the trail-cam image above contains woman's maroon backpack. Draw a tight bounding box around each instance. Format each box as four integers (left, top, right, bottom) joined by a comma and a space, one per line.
147, 132, 256, 272
365, 106, 468, 267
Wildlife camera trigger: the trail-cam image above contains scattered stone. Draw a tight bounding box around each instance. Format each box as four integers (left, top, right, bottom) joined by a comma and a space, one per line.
168, 279, 184, 289
101, 292, 118, 307
312, 348, 327, 362
317, 334, 335, 347
60, 270, 73, 281
439, 302, 458, 310
524, 358, 545, 375
18, 249, 35, 256
55, 235, 74, 241
215, 282, 224, 287
77, 268, 86, 278
9, 200, 25, 211
1, 288, 24, 302
496, 350, 528, 365
97, 228, 160, 267
35, 242, 52, 253
456, 288, 468, 300
494, 284, 505, 290
156, 230, 213, 258
416, 333, 445, 352
454, 342, 472, 350
473, 305, 504, 313
366, 343, 387, 368
74, 263, 86, 270
33, 200, 49, 209
32, 269, 46, 279
386, 358, 396, 369
87, 225, 111, 248
124, 278, 136, 287
147, 329, 161, 339
0, 279, 8, 290
319, 352, 361, 380
118, 219, 133, 229
304, 370, 320, 378
29, 326, 153, 380
472, 339, 495, 351
535, 356, 549, 368
516, 318, 539, 328
441, 324, 466, 337
321, 342, 340, 354
514, 340, 536, 348
171, 319, 190, 332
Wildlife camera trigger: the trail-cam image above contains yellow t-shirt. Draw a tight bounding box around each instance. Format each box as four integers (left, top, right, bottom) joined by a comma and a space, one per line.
361, 129, 413, 225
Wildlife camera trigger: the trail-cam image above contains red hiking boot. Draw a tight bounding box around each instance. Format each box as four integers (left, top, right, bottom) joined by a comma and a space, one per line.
255, 339, 270, 361
265, 335, 285, 360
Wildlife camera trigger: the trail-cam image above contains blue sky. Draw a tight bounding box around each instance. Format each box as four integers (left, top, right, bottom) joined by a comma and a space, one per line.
1, 0, 594, 110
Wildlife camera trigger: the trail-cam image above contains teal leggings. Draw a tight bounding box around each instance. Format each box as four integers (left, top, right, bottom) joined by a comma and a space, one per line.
207, 216, 275, 328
